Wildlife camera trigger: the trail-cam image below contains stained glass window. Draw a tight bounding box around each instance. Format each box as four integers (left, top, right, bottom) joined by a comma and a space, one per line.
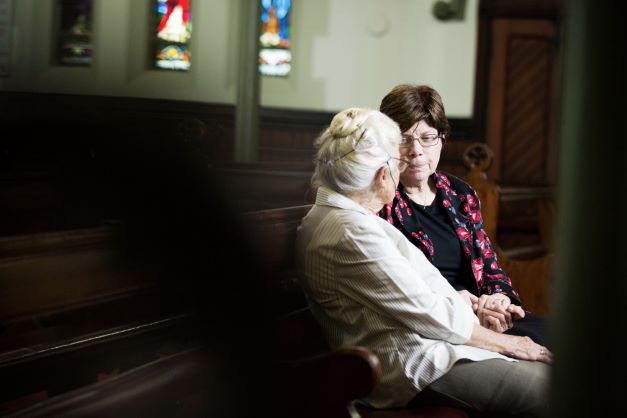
153, 0, 192, 71
0, 0, 13, 76
259, 0, 291, 77
58, 0, 93, 66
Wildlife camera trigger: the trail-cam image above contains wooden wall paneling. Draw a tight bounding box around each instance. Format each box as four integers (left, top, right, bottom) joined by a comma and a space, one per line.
258, 126, 318, 163
0, 92, 485, 226
0, 92, 480, 169
259, 107, 328, 163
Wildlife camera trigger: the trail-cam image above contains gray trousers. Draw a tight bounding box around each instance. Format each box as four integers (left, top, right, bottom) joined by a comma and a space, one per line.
410, 359, 549, 418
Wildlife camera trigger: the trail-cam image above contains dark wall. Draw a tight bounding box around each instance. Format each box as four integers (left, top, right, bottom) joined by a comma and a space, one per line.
0, 91, 482, 234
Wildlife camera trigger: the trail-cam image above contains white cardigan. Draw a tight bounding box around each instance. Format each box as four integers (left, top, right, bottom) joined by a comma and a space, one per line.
296, 186, 512, 408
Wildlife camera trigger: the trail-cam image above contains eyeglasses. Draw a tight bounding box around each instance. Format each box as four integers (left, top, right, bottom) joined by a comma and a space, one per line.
388, 156, 410, 172
399, 133, 443, 148
386, 156, 409, 191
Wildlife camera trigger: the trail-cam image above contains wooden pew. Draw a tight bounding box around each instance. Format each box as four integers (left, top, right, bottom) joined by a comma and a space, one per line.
4, 347, 214, 418
0, 202, 374, 417
462, 143, 553, 315
240, 205, 312, 315
8, 314, 461, 418
0, 171, 99, 237
0, 225, 149, 350
4, 342, 385, 418
0, 226, 198, 414
1, 204, 470, 418
0, 313, 200, 414
0, 161, 316, 414
0, 225, 155, 324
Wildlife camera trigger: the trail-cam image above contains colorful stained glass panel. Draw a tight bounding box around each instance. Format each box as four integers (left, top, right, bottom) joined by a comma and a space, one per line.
58, 0, 93, 66
259, 0, 291, 77
153, 0, 192, 71
0, 0, 13, 76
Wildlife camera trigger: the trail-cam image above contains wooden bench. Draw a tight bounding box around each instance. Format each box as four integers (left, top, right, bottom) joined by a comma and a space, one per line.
0, 226, 200, 414
0, 225, 157, 324
0, 203, 470, 417
0, 312, 200, 414
240, 205, 312, 315
4, 347, 214, 418
4, 314, 464, 418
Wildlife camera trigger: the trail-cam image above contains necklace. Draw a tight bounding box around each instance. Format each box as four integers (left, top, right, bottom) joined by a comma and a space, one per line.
407, 190, 433, 207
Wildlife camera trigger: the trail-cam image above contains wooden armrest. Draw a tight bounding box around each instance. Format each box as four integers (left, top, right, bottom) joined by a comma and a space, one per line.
274, 306, 328, 358
272, 307, 382, 417
277, 346, 382, 418
285, 345, 382, 400
275, 306, 382, 397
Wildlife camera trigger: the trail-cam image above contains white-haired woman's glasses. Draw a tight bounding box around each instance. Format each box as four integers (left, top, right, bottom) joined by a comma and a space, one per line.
385, 157, 409, 191
388, 156, 410, 172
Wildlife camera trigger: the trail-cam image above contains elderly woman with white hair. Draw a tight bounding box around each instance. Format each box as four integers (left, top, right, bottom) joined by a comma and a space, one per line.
296, 108, 551, 417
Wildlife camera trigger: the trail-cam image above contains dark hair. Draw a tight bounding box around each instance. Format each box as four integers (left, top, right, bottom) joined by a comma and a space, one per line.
379, 84, 450, 138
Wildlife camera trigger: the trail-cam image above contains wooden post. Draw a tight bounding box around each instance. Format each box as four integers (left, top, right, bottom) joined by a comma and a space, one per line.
234, 0, 261, 162
550, 0, 626, 416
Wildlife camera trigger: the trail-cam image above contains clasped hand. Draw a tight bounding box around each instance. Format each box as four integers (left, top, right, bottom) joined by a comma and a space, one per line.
458, 290, 525, 333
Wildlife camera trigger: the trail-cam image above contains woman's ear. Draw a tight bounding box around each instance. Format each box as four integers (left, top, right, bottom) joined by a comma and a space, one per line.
374, 165, 388, 189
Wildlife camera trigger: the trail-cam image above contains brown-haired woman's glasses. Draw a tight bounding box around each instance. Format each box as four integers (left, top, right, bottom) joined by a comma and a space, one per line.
400, 134, 442, 148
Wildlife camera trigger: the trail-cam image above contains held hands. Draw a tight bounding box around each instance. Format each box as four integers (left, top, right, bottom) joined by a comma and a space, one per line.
477, 294, 525, 332
458, 291, 526, 333
457, 290, 508, 332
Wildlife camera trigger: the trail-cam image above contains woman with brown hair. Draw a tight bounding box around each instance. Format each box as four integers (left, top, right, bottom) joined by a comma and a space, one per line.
378, 84, 546, 344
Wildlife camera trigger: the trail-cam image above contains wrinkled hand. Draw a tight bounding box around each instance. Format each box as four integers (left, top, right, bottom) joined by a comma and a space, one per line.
457, 290, 479, 312
502, 334, 552, 364
477, 294, 525, 332
481, 308, 510, 332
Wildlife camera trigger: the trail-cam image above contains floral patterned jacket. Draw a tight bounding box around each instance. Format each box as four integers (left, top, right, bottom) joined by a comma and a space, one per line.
379, 171, 521, 305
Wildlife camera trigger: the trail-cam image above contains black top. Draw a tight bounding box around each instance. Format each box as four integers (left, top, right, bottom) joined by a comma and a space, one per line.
380, 173, 520, 304
407, 198, 469, 291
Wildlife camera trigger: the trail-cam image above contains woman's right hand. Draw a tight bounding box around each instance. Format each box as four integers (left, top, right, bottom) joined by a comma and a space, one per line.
467, 324, 552, 364
501, 334, 552, 364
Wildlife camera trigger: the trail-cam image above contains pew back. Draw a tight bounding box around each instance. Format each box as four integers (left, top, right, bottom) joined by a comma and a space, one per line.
0, 225, 155, 324
0, 313, 199, 413
241, 204, 313, 314
462, 143, 553, 315
211, 162, 315, 212
5, 347, 213, 418
0, 225, 198, 414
